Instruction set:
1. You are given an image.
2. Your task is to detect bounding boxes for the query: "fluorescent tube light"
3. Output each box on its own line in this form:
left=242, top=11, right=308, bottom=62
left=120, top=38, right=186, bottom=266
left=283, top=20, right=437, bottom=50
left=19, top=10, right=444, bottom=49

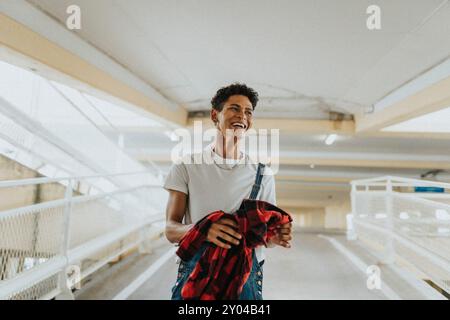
left=325, top=134, right=337, bottom=145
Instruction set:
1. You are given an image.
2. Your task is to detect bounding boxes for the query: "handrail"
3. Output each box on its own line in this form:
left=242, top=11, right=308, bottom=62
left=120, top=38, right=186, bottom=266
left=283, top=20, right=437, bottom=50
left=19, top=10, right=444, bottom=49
left=0, top=184, right=162, bottom=220
left=0, top=257, right=67, bottom=300
left=0, top=170, right=159, bottom=188
left=350, top=175, right=392, bottom=184
left=393, top=192, right=450, bottom=210
left=351, top=175, right=450, bottom=189
left=353, top=193, right=450, bottom=210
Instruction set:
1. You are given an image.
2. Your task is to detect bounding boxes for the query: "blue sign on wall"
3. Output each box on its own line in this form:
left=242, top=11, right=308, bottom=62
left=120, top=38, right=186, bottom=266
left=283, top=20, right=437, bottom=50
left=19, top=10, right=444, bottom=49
left=414, top=186, right=445, bottom=193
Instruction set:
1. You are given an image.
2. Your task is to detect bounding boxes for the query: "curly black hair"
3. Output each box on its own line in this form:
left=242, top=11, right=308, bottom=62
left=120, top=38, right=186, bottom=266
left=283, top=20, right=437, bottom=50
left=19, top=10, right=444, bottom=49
left=211, top=83, right=259, bottom=111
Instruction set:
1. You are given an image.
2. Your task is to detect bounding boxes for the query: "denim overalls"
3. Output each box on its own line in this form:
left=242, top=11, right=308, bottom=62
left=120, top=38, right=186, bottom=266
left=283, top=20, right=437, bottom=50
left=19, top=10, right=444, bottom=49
left=171, top=163, right=266, bottom=300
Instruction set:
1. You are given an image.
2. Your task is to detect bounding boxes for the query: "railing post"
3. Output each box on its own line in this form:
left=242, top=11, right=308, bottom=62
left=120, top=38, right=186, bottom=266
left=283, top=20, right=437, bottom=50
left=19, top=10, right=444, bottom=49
left=55, top=179, right=75, bottom=300
left=347, top=183, right=357, bottom=240
left=381, top=178, right=395, bottom=264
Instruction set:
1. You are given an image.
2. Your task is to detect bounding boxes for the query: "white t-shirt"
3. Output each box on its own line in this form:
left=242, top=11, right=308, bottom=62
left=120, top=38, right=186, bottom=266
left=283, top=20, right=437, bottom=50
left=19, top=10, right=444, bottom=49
left=163, top=145, right=276, bottom=262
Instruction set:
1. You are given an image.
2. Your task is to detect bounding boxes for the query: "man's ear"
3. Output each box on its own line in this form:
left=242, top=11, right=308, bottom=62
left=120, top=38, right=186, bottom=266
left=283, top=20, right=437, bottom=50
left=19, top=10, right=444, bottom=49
left=210, top=109, right=218, bottom=125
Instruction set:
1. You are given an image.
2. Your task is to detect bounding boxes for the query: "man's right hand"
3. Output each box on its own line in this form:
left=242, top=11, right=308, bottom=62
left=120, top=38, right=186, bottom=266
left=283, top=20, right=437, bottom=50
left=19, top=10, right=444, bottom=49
left=207, top=218, right=242, bottom=249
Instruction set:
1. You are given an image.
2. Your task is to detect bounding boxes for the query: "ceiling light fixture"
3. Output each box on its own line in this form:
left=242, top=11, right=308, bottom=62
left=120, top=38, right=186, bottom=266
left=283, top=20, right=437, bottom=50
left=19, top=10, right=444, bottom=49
left=325, top=134, right=337, bottom=145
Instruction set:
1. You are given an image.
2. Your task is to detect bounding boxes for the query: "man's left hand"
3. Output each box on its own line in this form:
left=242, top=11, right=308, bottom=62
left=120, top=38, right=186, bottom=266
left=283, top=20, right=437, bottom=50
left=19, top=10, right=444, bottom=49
left=268, top=222, right=292, bottom=248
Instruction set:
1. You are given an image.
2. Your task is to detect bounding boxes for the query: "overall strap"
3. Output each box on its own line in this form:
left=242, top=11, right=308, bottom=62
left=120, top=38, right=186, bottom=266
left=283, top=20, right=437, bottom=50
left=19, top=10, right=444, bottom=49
left=249, top=163, right=265, bottom=200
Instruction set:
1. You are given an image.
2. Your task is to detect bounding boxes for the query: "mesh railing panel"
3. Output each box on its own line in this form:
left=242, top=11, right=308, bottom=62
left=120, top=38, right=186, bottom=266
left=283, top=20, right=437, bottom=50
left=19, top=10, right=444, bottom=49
left=395, top=239, right=450, bottom=294
left=0, top=205, right=64, bottom=281
left=1, top=183, right=164, bottom=300
left=68, top=199, right=126, bottom=249
left=6, top=274, right=59, bottom=300
left=352, top=177, right=450, bottom=296
left=392, top=195, right=450, bottom=261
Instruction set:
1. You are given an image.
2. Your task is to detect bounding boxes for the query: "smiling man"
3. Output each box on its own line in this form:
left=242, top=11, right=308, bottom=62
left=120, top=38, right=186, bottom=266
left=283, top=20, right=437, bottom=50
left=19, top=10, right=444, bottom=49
left=164, top=83, right=292, bottom=300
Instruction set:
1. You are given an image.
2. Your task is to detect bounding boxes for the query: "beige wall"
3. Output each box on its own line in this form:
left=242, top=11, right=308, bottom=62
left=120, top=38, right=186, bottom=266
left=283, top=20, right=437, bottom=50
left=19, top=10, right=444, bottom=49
left=324, top=199, right=351, bottom=229
left=1, top=154, right=39, bottom=211
left=286, top=207, right=326, bottom=229
left=283, top=198, right=351, bottom=230
left=0, top=155, right=67, bottom=211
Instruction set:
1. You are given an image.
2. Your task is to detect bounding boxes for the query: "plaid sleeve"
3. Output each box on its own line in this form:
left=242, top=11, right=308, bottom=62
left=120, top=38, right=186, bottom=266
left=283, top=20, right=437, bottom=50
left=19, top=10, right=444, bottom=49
left=239, top=200, right=292, bottom=247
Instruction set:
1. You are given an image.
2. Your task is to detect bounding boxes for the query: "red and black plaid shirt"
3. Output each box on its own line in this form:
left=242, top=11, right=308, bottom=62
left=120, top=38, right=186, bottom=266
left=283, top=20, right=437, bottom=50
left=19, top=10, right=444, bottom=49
left=176, top=199, right=292, bottom=300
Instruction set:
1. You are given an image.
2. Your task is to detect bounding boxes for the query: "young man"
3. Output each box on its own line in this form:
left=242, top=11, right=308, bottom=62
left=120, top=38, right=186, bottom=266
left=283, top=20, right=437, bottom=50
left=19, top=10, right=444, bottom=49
left=164, top=83, right=292, bottom=300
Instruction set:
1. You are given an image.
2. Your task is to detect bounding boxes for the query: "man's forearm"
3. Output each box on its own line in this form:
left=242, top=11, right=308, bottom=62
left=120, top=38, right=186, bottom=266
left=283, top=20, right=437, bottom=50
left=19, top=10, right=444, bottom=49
left=165, top=221, right=193, bottom=244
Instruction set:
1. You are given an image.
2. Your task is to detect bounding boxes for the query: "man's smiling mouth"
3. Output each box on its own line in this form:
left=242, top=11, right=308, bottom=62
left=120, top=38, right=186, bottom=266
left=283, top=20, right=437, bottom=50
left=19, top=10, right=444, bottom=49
left=231, top=122, right=246, bottom=129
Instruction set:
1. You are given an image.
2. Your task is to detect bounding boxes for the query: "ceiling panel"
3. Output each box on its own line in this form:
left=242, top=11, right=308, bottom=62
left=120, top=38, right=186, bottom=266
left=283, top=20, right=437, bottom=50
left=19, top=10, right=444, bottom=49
left=27, top=0, right=449, bottom=116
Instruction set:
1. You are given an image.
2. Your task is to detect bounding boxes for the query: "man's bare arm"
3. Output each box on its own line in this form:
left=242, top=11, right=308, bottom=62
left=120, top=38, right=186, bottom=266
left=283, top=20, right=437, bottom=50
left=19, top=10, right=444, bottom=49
left=165, top=190, right=193, bottom=244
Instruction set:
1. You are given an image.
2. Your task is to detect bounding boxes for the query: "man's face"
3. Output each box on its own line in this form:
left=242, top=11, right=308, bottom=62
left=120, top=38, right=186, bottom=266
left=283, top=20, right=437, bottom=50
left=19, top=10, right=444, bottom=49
left=211, top=95, right=254, bottom=138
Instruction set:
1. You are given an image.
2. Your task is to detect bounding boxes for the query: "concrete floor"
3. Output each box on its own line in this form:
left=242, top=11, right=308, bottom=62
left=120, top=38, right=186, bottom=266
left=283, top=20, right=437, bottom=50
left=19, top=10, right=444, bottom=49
left=75, top=231, right=440, bottom=300
left=262, top=233, right=385, bottom=300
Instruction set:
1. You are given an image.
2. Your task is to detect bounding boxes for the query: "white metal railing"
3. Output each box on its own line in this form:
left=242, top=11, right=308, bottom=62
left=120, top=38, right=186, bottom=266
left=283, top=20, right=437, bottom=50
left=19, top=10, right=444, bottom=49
left=349, top=176, right=450, bottom=296
left=0, top=171, right=167, bottom=300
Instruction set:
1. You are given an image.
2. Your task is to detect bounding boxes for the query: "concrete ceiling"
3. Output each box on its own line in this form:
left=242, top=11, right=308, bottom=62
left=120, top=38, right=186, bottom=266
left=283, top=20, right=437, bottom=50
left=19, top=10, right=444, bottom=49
left=27, top=0, right=450, bottom=119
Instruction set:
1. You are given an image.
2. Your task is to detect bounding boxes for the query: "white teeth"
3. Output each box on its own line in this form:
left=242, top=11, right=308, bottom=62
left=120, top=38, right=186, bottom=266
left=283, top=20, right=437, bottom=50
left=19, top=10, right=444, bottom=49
left=232, top=123, right=245, bottom=128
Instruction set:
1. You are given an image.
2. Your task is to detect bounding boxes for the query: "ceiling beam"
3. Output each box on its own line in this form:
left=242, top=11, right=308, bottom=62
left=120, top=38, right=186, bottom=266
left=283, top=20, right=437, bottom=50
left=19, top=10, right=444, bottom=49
left=187, top=117, right=355, bottom=135
left=136, top=152, right=450, bottom=170
left=277, top=198, right=340, bottom=208
left=133, top=153, right=450, bottom=170
left=276, top=156, right=450, bottom=170
left=361, top=131, right=450, bottom=140
left=355, top=59, right=450, bottom=133
left=276, top=180, right=350, bottom=190
left=106, top=121, right=450, bottom=138
left=0, top=12, right=187, bottom=127
left=187, top=116, right=450, bottom=139
left=275, top=175, right=352, bottom=183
